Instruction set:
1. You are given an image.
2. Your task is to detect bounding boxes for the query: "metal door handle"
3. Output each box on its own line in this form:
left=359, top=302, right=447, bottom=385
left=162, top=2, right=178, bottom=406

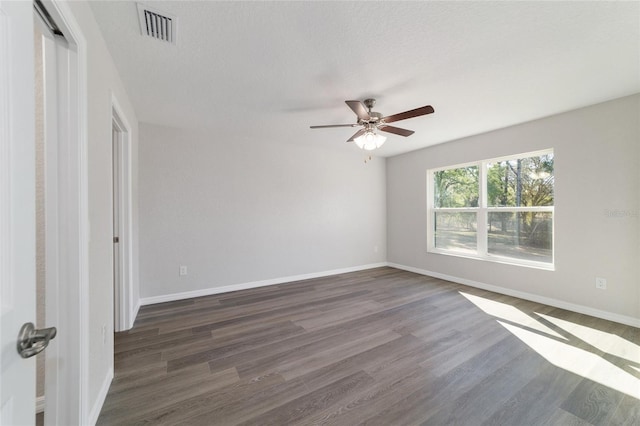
left=17, top=322, right=57, bottom=358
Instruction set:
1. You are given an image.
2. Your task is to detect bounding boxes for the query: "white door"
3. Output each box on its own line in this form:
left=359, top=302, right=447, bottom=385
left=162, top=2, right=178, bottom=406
left=0, top=1, right=36, bottom=425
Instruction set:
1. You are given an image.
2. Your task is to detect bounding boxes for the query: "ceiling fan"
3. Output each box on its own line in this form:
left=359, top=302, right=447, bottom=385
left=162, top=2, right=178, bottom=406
left=310, top=98, right=434, bottom=151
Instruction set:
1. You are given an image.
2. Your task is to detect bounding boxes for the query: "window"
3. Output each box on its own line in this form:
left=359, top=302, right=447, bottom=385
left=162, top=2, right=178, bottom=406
left=428, top=150, right=554, bottom=268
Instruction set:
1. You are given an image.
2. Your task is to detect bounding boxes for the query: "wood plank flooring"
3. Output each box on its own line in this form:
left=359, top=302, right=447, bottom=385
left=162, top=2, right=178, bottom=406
left=97, top=267, right=640, bottom=425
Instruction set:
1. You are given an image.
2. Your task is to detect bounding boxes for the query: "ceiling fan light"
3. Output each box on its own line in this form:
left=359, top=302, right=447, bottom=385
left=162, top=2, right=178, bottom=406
left=354, top=131, right=386, bottom=151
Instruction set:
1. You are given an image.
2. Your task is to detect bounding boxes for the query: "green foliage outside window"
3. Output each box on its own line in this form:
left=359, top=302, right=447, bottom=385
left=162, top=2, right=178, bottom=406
left=487, top=154, right=554, bottom=251
left=434, top=166, right=479, bottom=208
left=431, top=152, right=554, bottom=265
left=487, top=154, right=554, bottom=207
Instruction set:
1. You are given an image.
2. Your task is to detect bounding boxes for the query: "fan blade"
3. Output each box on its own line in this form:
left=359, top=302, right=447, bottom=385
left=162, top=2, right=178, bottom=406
left=310, top=124, right=359, bottom=129
left=382, top=105, right=434, bottom=124
left=379, top=125, right=415, bottom=137
left=347, top=128, right=366, bottom=142
left=345, top=100, right=371, bottom=121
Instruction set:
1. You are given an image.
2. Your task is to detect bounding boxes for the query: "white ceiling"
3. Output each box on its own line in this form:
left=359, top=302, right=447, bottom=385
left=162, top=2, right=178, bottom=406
left=90, top=1, right=640, bottom=157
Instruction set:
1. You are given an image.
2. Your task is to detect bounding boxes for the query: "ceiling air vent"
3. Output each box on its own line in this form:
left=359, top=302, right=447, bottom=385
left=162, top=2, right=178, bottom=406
left=137, top=3, right=176, bottom=44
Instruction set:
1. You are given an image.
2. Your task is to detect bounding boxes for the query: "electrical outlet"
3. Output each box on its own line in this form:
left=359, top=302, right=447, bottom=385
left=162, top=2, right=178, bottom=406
left=374, top=245, right=379, bottom=253
left=101, top=324, right=107, bottom=345
left=595, top=277, right=607, bottom=290
left=179, top=265, right=188, bottom=276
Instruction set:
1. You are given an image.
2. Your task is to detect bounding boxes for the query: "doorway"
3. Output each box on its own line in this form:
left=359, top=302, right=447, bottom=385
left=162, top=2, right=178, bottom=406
left=34, top=10, right=47, bottom=422
left=34, top=0, right=89, bottom=424
left=112, top=104, right=133, bottom=332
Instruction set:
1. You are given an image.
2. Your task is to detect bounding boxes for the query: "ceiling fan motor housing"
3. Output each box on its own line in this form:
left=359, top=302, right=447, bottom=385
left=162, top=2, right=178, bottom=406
left=360, top=99, right=383, bottom=124
left=359, top=112, right=383, bottom=125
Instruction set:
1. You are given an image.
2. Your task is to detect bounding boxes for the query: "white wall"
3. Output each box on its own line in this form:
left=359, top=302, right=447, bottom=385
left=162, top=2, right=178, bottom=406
left=139, top=123, right=386, bottom=299
left=64, top=1, right=140, bottom=418
left=387, top=94, right=640, bottom=322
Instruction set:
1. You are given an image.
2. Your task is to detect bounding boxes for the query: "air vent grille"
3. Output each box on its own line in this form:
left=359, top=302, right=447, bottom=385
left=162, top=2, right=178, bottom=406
left=137, top=3, right=176, bottom=44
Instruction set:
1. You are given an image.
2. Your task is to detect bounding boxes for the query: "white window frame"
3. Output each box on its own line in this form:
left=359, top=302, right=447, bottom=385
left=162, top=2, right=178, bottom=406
left=427, top=149, right=554, bottom=270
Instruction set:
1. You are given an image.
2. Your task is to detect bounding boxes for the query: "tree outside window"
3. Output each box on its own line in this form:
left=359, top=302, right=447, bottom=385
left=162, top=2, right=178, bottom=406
left=428, top=150, right=554, bottom=268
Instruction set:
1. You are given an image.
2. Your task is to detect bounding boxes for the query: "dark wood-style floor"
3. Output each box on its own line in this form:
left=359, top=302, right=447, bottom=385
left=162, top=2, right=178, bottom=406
left=97, top=267, right=640, bottom=425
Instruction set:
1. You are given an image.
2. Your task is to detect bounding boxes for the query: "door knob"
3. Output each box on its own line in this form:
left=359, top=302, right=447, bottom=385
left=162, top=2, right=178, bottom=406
left=17, top=322, right=57, bottom=358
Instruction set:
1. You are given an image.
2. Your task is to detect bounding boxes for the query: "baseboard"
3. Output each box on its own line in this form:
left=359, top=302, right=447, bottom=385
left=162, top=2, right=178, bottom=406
left=87, top=367, right=113, bottom=426
left=388, top=262, right=640, bottom=328
left=36, top=395, right=45, bottom=414
left=140, top=262, right=388, bottom=306
left=130, top=299, right=141, bottom=329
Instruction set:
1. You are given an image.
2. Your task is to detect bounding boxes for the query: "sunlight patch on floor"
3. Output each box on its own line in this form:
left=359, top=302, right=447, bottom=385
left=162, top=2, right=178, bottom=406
left=459, top=292, right=566, bottom=339
left=498, top=320, right=640, bottom=399
left=460, top=291, right=640, bottom=400
left=536, top=312, right=640, bottom=365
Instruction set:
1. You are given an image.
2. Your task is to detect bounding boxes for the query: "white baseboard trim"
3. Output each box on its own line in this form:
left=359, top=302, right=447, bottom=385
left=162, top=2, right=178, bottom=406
left=87, top=367, right=113, bottom=426
left=36, top=396, right=45, bottom=414
left=130, top=299, right=141, bottom=328
left=388, top=262, right=640, bottom=328
left=140, top=262, right=388, bottom=306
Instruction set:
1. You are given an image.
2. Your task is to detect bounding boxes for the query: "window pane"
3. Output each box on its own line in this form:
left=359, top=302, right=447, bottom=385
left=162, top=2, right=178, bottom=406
left=435, top=212, right=477, bottom=254
left=434, top=166, right=479, bottom=208
left=488, top=212, right=552, bottom=263
left=487, top=153, right=554, bottom=207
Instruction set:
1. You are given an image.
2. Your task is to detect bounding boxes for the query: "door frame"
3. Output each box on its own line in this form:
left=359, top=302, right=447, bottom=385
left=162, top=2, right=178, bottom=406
left=111, top=96, right=134, bottom=331
left=40, top=1, right=89, bottom=424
